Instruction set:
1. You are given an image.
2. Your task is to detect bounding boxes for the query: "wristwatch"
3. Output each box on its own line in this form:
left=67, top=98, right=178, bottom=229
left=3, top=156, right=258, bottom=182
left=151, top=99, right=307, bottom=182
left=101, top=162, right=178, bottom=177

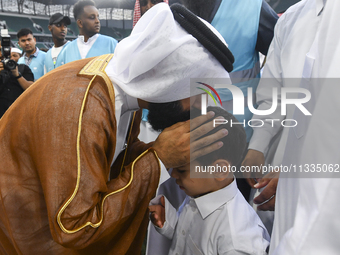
left=15, top=72, right=22, bottom=79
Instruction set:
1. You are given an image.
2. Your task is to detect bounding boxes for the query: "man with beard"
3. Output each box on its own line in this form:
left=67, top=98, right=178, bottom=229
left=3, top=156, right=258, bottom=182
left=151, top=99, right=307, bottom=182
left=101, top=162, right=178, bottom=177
left=44, top=13, right=71, bottom=73
left=17, top=28, right=46, bottom=81
left=59, top=0, right=117, bottom=64
left=10, top=47, right=22, bottom=63
left=0, top=3, right=232, bottom=254
left=134, top=0, right=174, bottom=145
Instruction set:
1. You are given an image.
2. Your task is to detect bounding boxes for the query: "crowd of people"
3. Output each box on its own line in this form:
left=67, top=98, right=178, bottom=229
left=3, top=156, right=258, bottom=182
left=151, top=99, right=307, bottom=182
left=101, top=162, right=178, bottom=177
left=0, top=0, right=118, bottom=118
left=0, top=0, right=339, bottom=254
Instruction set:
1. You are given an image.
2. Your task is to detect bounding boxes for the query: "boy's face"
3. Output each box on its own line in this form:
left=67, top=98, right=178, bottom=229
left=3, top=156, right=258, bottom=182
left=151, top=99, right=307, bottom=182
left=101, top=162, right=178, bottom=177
left=171, top=160, right=217, bottom=197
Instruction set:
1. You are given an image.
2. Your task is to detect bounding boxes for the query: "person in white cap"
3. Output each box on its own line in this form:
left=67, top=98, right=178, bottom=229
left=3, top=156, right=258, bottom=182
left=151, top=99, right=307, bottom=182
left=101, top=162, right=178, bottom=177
left=0, top=3, right=233, bottom=254
left=0, top=46, right=34, bottom=118
left=10, top=47, right=22, bottom=63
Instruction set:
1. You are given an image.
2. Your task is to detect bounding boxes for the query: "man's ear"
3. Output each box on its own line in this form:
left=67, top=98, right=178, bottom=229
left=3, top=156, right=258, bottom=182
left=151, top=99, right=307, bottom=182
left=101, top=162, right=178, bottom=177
left=77, top=19, right=82, bottom=29
left=48, top=25, right=52, bottom=32
left=212, top=159, right=232, bottom=181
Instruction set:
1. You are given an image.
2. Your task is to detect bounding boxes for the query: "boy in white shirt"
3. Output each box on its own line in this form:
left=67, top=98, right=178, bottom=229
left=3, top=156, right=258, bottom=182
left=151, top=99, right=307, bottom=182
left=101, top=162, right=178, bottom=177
left=149, top=106, right=270, bottom=255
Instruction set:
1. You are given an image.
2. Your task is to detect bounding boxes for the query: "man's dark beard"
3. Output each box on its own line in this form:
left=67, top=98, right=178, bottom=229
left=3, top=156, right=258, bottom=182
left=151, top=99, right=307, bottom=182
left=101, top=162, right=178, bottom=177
left=148, top=101, right=191, bottom=132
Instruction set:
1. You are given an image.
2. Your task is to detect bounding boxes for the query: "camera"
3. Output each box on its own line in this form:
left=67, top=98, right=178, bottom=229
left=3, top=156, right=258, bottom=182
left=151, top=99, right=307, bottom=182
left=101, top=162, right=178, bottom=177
left=1, top=29, right=17, bottom=71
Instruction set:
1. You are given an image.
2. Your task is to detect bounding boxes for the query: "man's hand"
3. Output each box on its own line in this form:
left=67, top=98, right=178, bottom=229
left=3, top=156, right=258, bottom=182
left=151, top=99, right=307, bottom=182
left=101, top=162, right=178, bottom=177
left=10, top=66, right=20, bottom=77
left=153, top=111, right=228, bottom=169
left=149, top=196, right=166, bottom=228
left=0, top=62, right=19, bottom=77
left=242, top=150, right=278, bottom=211
left=253, top=171, right=279, bottom=211
left=241, top=149, right=265, bottom=187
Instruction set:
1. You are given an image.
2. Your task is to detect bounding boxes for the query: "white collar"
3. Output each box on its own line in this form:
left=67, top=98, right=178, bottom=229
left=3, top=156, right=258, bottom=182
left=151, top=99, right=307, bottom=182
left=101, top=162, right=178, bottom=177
left=53, top=40, right=70, bottom=49
left=193, top=178, right=238, bottom=219
left=78, top=33, right=100, bottom=45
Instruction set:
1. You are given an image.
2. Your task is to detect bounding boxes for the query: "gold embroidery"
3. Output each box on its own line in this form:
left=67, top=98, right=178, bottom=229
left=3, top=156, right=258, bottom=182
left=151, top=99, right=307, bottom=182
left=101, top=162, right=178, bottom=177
left=78, top=54, right=115, bottom=107
left=57, top=54, right=161, bottom=234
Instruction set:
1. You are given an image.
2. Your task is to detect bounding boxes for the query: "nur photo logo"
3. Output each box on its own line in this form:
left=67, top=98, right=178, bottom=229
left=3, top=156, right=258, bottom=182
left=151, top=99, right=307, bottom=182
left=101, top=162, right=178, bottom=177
left=194, top=78, right=312, bottom=128
left=196, top=82, right=222, bottom=115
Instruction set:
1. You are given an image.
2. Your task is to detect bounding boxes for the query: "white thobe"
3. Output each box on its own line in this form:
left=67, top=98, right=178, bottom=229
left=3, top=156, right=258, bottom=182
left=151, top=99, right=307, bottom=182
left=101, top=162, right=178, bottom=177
left=247, top=0, right=325, bottom=250
left=270, top=0, right=340, bottom=254
left=250, top=0, right=340, bottom=253
left=274, top=83, right=340, bottom=255
left=248, top=0, right=325, bottom=163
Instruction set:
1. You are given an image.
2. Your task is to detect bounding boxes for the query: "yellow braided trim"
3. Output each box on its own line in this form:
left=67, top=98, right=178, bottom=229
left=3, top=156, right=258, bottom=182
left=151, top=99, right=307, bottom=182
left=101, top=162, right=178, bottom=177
left=78, top=54, right=115, bottom=107
left=56, top=54, right=161, bottom=234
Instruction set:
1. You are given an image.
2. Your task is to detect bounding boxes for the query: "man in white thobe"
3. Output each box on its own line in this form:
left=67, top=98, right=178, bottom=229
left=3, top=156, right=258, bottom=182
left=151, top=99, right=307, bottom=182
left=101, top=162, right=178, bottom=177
left=244, top=0, right=340, bottom=254
left=270, top=0, right=340, bottom=254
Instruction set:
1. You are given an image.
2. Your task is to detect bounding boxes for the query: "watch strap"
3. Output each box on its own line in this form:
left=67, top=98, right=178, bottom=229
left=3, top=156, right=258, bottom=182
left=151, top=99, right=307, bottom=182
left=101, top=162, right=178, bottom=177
left=15, top=72, right=22, bottom=79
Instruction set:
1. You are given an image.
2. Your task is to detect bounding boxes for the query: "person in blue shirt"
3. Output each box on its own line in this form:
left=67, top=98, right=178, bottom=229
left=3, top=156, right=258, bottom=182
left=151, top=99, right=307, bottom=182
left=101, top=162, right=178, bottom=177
left=44, top=13, right=71, bottom=73
left=59, top=0, right=118, bottom=64
left=17, top=28, right=46, bottom=81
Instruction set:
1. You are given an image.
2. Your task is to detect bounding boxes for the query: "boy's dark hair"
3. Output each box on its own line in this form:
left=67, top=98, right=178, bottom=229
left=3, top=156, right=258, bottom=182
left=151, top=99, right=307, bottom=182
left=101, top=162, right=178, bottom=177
left=17, top=28, right=33, bottom=39
left=73, top=0, right=96, bottom=20
left=195, top=106, right=246, bottom=166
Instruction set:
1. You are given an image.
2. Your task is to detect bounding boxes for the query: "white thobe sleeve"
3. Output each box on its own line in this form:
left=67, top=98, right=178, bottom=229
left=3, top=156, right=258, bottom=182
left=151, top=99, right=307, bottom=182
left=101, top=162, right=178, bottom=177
left=150, top=195, right=178, bottom=240
left=248, top=16, right=286, bottom=155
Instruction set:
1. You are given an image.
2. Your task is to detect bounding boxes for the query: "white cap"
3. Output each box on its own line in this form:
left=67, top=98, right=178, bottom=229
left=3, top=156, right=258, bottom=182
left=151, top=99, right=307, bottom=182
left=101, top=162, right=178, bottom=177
left=11, top=48, right=22, bottom=55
